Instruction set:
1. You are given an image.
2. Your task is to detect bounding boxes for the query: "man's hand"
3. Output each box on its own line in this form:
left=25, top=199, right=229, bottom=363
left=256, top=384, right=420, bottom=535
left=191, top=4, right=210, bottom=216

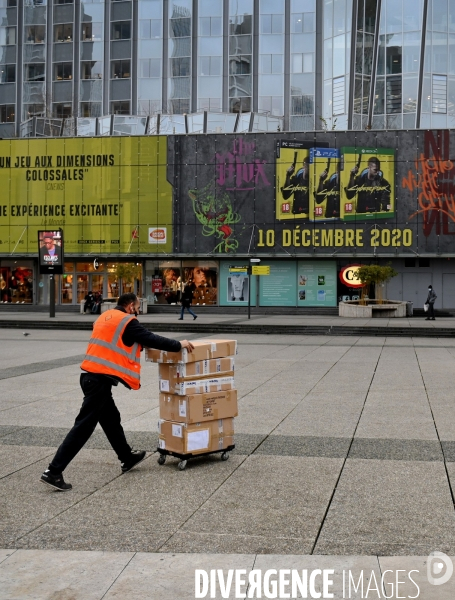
left=180, top=340, right=195, bottom=352
left=319, top=169, right=328, bottom=181
left=287, top=164, right=295, bottom=175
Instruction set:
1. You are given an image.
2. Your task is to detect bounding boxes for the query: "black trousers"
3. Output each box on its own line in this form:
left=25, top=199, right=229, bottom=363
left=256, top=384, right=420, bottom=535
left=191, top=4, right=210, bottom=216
left=428, top=303, right=435, bottom=319
left=49, top=373, right=132, bottom=474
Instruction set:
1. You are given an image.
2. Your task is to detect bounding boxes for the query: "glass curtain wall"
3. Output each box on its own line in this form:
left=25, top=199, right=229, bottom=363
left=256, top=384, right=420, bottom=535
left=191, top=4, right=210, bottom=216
left=168, top=0, right=192, bottom=114
left=52, top=0, right=75, bottom=118
left=290, top=0, right=316, bottom=130
left=374, top=0, right=423, bottom=129
left=229, top=0, right=253, bottom=112
left=80, top=0, right=104, bottom=118
left=421, top=0, right=455, bottom=128
left=0, top=0, right=17, bottom=127
left=137, top=0, right=162, bottom=116
left=197, top=0, right=222, bottom=111
left=323, top=0, right=352, bottom=130
left=110, top=0, right=132, bottom=115
left=352, top=0, right=377, bottom=129
left=258, top=0, right=284, bottom=117
left=23, top=0, right=47, bottom=121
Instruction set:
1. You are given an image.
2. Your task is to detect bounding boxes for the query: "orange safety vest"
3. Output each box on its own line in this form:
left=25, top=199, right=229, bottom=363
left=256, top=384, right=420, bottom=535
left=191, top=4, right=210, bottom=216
left=80, top=309, right=141, bottom=389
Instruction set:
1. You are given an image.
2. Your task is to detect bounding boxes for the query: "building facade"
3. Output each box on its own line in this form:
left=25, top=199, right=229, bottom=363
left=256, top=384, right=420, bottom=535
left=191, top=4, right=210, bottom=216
left=1, top=129, right=455, bottom=312
left=1, top=0, right=455, bottom=137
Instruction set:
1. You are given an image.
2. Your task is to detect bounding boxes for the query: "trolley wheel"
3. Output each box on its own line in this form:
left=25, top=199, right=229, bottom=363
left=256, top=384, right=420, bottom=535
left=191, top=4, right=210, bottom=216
left=221, top=452, right=230, bottom=461
left=178, top=460, right=188, bottom=471
left=157, top=455, right=166, bottom=465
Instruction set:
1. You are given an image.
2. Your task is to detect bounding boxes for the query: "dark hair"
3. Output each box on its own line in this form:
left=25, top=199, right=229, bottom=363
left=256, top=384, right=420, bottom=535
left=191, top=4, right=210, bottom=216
left=118, top=292, right=137, bottom=307
left=368, top=156, right=381, bottom=168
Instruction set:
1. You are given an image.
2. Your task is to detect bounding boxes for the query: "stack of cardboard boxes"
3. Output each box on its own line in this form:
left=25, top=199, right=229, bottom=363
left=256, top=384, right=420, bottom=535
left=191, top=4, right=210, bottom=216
left=146, top=339, right=238, bottom=462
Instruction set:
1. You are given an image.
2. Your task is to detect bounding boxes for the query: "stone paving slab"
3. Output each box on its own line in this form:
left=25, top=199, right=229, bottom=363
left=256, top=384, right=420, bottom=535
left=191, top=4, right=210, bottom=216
left=2, top=329, right=455, bottom=597
left=314, top=459, right=455, bottom=556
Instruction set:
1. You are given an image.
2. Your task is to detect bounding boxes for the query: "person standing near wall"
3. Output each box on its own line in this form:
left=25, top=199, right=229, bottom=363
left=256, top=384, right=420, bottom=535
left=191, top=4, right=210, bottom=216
left=179, top=283, right=198, bottom=320
left=425, top=285, right=437, bottom=320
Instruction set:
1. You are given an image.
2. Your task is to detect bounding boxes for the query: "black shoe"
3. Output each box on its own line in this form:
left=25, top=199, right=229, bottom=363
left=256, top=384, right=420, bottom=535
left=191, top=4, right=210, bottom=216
left=40, top=470, right=72, bottom=491
left=178, top=317, right=183, bottom=320
left=425, top=317, right=430, bottom=320
left=432, top=318, right=436, bottom=320
left=193, top=315, right=198, bottom=320
left=121, top=450, right=146, bottom=473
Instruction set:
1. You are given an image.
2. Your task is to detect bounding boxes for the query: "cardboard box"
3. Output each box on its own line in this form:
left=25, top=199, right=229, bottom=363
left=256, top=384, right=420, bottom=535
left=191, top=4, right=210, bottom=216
left=158, top=418, right=234, bottom=455
left=146, top=339, right=237, bottom=364
left=158, top=358, right=235, bottom=391
left=161, top=375, right=235, bottom=395
left=159, top=389, right=238, bottom=423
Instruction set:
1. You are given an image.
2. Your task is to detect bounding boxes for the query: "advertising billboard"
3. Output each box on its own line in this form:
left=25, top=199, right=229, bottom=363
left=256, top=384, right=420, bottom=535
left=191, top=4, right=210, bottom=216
left=38, top=229, right=64, bottom=274
left=0, top=136, right=172, bottom=255
left=174, top=130, right=455, bottom=256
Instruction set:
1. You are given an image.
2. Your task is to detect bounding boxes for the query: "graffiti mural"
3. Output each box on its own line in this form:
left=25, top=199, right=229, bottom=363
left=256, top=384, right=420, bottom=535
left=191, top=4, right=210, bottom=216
left=172, top=130, right=455, bottom=256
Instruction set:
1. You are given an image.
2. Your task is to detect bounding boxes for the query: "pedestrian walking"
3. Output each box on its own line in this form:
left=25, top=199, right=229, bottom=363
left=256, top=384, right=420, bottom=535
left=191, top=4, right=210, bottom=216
left=40, top=293, right=194, bottom=491
left=425, top=284, right=437, bottom=320
left=178, top=283, right=198, bottom=320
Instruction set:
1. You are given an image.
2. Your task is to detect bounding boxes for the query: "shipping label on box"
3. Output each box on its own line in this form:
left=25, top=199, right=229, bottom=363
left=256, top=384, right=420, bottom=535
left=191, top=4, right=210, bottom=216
left=159, top=389, right=238, bottom=423
left=146, top=339, right=237, bottom=364
left=162, top=375, right=235, bottom=395
left=158, top=418, right=234, bottom=454
left=158, top=358, right=235, bottom=392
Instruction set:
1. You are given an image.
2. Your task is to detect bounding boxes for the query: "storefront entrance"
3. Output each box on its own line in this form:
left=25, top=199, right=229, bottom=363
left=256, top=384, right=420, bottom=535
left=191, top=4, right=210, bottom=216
left=39, top=261, right=143, bottom=306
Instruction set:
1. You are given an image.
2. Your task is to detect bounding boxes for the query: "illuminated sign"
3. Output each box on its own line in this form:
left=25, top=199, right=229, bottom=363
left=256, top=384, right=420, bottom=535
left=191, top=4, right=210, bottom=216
left=339, top=265, right=364, bottom=288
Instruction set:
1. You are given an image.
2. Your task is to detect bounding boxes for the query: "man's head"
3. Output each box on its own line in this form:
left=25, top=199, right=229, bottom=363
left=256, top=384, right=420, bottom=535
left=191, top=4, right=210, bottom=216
left=42, top=233, right=55, bottom=249
left=118, top=292, right=140, bottom=316
left=367, top=157, right=380, bottom=177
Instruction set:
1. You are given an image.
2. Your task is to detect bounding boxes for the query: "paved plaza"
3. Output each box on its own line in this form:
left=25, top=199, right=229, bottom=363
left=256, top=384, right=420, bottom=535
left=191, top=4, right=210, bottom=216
left=1, top=319, right=455, bottom=598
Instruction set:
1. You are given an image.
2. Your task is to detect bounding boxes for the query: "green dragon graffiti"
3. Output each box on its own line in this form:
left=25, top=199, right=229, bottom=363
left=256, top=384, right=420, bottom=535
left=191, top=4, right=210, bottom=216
left=189, top=184, right=242, bottom=253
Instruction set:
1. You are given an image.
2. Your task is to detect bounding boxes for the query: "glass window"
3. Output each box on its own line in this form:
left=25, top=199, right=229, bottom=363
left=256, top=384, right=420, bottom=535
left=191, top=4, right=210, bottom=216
left=140, top=19, right=161, bottom=39
left=386, top=46, right=402, bottom=74
left=432, top=74, right=447, bottom=113
left=54, top=62, right=72, bottom=80
left=23, top=104, right=45, bottom=118
left=81, top=61, right=102, bottom=79
left=25, top=25, right=45, bottom=43
left=292, top=53, right=303, bottom=73
left=292, top=13, right=303, bottom=33
left=0, top=27, right=16, bottom=45
left=0, top=104, right=16, bottom=123
left=0, top=64, right=15, bottom=83
left=111, top=60, right=130, bottom=78
left=386, top=75, right=402, bottom=113
left=25, top=64, right=45, bottom=81
left=199, top=55, right=221, bottom=76
left=229, top=96, right=251, bottom=112
left=112, top=21, right=131, bottom=40
left=111, top=100, right=130, bottom=114
left=199, top=16, right=221, bottom=36
left=139, top=58, right=161, bottom=78
left=229, top=55, right=251, bottom=74
left=54, top=23, right=73, bottom=42
left=54, top=0, right=72, bottom=4
left=199, top=0, right=222, bottom=17
left=81, top=22, right=102, bottom=41
left=169, top=18, right=191, bottom=38
left=170, top=56, right=190, bottom=76
left=53, top=103, right=72, bottom=117
left=80, top=102, right=101, bottom=117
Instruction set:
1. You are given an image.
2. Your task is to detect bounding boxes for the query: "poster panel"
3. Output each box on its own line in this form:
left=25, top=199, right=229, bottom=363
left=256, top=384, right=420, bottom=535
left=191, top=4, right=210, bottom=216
left=38, top=229, right=64, bottom=274
left=259, top=261, right=297, bottom=306
left=297, top=260, right=337, bottom=307
left=0, top=136, right=173, bottom=255
left=310, top=148, right=341, bottom=222
left=340, top=147, right=395, bottom=220
left=219, top=261, right=256, bottom=306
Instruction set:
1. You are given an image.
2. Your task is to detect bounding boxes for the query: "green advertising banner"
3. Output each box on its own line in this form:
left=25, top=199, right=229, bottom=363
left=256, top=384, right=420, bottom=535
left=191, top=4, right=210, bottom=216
left=259, top=261, right=296, bottom=306
left=0, top=136, right=172, bottom=255
left=297, top=260, right=337, bottom=307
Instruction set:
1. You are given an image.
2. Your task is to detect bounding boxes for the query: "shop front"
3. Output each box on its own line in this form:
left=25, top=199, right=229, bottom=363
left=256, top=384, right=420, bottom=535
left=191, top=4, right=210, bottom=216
left=35, top=261, right=144, bottom=306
